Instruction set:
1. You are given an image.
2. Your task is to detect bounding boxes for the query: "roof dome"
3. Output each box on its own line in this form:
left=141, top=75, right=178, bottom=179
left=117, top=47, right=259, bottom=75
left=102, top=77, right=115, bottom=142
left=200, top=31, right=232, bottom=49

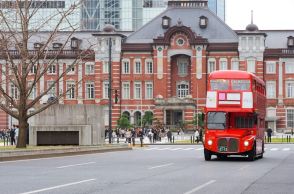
left=246, top=23, right=259, bottom=31
left=103, top=24, right=115, bottom=32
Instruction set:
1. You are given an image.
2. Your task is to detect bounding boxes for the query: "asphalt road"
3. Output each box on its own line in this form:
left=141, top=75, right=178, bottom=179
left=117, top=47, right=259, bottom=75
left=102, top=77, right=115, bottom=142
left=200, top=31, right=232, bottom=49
left=1, top=144, right=294, bottom=194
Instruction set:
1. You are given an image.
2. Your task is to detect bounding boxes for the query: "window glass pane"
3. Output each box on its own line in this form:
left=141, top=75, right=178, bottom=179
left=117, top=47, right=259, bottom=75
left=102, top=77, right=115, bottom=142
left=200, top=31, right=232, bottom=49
left=231, top=80, right=250, bottom=90
left=210, top=80, right=229, bottom=91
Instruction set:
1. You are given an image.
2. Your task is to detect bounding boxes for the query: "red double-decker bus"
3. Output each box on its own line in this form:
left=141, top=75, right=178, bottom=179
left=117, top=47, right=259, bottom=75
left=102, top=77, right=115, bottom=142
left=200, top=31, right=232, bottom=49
left=203, top=70, right=266, bottom=161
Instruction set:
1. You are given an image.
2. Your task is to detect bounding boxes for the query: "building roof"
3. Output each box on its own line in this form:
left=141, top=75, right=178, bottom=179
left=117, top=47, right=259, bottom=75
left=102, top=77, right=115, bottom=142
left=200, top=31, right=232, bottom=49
left=125, top=6, right=238, bottom=44
left=262, top=30, right=294, bottom=48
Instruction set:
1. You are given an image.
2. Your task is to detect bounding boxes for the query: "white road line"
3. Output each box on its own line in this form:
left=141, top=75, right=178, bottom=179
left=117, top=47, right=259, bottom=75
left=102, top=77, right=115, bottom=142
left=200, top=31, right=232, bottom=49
left=270, top=148, right=279, bottom=151
left=57, top=162, right=96, bottom=169
left=148, top=163, right=174, bottom=170
left=145, top=147, right=159, bottom=150
left=19, top=179, right=96, bottom=194
left=196, top=148, right=204, bottom=151
left=182, top=148, right=195, bottom=151
left=282, top=148, right=290, bottom=151
left=169, top=148, right=182, bottom=151
left=184, top=180, right=216, bottom=194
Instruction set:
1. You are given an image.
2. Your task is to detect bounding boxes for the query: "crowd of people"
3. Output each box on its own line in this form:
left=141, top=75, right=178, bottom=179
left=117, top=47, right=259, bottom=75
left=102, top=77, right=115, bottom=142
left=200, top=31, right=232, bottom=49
left=0, top=125, right=19, bottom=145
left=105, top=126, right=203, bottom=144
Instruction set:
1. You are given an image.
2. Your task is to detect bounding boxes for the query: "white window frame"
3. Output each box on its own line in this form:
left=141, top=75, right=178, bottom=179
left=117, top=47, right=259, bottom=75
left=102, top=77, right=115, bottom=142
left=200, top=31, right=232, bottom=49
left=85, top=81, right=95, bottom=99
left=219, top=58, right=228, bottom=70
left=122, top=59, right=130, bottom=74
left=208, top=58, right=216, bottom=73
left=177, top=58, right=188, bottom=76
left=177, top=81, right=189, bottom=98
left=30, top=64, right=37, bottom=74
left=103, top=61, right=109, bottom=74
left=122, top=82, right=130, bottom=99
left=266, top=61, right=276, bottom=74
left=134, top=59, right=141, bottom=74
left=28, top=81, right=37, bottom=100
left=231, top=58, right=239, bottom=70
left=47, top=80, right=56, bottom=96
left=145, top=82, right=153, bottom=99
left=66, top=81, right=75, bottom=99
left=266, top=81, right=276, bottom=99
left=66, top=64, right=75, bottom=74
left=47, top=64, right=56, bottom=75
left=285, top=62, right=294, bottom=74
left=247, top=58, right=256, bottom=73
left=286, top=81, right=294, bottom=98
left=134, top=82, right=142, bottom=99
left=145, top=59, right=153, bottom=74
left=103, top=81, right=109, bottom=99
left=10, top=83, right=18, bottom=99
left=85, top=62, right=95, bottom=75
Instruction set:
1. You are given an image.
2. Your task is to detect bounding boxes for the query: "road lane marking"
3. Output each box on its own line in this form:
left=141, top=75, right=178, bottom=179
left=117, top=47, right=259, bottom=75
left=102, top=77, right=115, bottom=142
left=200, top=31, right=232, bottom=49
left=19, top=179, right=96, bottom=194
left=57, top=162, right=96, bottom=169
left=270, top=148, right=279, bottom=151
left=169, top=148, right=182, bottom=151
left=145, top=147, right=159, bottom=150
left=282, top=148, right=290, bottom=151
left=184, top=180, right=216, bottom=194
left=182, top=148, right=195, bottom=151
left=196, top=148, right=204, bottom=151
left=148, top=163, right=174, bottom=170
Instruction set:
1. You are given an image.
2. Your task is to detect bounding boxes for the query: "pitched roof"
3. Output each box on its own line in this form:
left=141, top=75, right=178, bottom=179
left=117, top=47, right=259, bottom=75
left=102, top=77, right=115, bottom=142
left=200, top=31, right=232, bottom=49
left=125, top=6, right=238, bottom=44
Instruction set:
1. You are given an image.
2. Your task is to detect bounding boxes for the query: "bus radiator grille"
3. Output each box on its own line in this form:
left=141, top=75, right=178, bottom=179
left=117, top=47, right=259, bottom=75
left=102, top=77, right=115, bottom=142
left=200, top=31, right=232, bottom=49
left=217, top=138, right=239, bottom=152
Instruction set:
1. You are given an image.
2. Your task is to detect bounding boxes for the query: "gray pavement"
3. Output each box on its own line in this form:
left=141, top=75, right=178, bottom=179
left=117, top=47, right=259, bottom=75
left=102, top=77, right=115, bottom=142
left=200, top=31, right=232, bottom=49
left=0, top=144, right=294, bottom=194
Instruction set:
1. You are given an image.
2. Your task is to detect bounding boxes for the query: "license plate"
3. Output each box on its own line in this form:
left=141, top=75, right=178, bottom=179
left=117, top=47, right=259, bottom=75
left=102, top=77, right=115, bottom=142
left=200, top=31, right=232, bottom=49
left=218, top=146, right=227, bottom=152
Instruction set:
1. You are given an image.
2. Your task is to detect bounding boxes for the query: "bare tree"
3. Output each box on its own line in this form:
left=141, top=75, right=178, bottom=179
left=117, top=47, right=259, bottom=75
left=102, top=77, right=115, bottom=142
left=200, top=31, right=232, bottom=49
left=0, top=0, right=95, bottom=148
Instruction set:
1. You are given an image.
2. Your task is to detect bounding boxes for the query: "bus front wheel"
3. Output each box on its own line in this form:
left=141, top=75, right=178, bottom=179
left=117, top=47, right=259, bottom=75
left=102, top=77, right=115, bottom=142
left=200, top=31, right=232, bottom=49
left=248, top=144, right=256, bottom=161
left=204, top=148, right=212, bottom=161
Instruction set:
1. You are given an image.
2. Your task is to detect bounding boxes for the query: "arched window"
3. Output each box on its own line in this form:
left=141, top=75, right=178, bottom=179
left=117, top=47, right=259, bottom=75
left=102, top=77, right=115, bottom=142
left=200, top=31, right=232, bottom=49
left=133, top=111, right=142, bottom=126
left=122, top=111, right=130, bottom=121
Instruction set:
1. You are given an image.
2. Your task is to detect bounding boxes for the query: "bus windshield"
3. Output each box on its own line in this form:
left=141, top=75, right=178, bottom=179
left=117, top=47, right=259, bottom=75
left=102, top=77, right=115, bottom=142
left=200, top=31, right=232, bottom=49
left=207, top=112, right=226, bottom=130
left=210, top=80, right=229, bottom=91
left=231, top=80, right=250, bottom=90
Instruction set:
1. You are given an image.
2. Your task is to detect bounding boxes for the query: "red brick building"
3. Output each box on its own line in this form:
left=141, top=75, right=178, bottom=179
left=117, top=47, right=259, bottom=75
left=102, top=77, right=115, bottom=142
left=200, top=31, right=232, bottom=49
left=1, top=0, right=294, bottom=133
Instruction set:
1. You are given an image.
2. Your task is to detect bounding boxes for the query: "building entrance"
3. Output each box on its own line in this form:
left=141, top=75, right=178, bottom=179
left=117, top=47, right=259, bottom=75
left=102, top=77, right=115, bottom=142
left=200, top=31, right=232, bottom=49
left=165, top=110, right=183, bottom=126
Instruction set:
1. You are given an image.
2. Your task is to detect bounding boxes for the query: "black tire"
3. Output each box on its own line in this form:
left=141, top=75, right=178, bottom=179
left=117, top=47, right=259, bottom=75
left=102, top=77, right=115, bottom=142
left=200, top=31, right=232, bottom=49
left=204, top=148, right=211, bottom=161
left=248, top=143, right=256, bottom=161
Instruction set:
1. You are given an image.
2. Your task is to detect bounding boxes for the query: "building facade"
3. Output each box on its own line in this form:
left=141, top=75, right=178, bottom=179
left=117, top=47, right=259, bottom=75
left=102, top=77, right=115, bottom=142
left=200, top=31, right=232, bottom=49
left=0, top=0, right=294, bottom=133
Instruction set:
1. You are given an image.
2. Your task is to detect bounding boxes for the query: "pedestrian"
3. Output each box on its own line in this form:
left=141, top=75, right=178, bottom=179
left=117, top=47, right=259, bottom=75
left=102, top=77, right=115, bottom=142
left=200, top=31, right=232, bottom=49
left=9, top=127, right=15, bottom=145
left=148, top=130, right=153, bottom=144
left=199, top=128, right=203, bottom=142
left=15, top=125, right=19, bottom=145
left=167, top=130, right=172, bottom=143
left=194, top=129, right=200, bottom=144
left=138, top=129, right=144, bottom=146
left=177, top=129, right=180, bottom=135
left=266, top=128, right=273, bottom=143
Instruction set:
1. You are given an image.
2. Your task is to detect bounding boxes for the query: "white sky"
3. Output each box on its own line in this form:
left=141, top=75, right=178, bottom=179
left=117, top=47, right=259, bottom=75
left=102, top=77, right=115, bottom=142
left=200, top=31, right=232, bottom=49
left=226, top=0, right=294, bottom=30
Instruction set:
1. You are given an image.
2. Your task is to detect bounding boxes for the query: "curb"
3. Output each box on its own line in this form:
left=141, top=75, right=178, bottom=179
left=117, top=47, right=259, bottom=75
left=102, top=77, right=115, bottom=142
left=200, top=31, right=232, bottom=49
left=0, top=146, right=132, bottom=162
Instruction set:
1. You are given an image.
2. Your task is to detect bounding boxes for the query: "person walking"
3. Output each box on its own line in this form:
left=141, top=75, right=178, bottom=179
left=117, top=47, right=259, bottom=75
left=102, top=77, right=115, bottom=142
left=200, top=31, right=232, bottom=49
left=9, top=127, right=15, bottom=145
left=266, top=128, right=273, bottom=143
left=167, top=130, right=172, bottom=143
left=194, top=129, right=200, bottom=144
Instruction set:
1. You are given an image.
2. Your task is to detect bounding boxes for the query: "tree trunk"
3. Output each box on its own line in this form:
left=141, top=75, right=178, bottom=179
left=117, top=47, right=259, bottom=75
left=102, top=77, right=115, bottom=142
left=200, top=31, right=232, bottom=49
left=16, top=117, right=29, bottom=148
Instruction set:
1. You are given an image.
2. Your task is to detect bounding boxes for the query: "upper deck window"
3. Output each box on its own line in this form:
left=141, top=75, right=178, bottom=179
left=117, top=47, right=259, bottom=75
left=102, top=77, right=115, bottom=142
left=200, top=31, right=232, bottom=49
left=210, top=79, right=229, bottom=91
left=231, top=80, right=250, bottom=91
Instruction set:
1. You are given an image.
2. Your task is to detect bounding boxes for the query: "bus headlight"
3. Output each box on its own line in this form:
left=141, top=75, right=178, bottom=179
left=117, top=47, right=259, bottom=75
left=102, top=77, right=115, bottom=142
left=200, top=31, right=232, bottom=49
left=244, top=140, right=249, bottom=146
left=207, top=140, right=213, bottom=145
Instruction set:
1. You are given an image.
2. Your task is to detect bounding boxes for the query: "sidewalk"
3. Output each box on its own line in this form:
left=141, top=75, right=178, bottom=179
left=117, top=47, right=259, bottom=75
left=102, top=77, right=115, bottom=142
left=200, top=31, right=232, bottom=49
left=0, top=144, right=131, bottom=162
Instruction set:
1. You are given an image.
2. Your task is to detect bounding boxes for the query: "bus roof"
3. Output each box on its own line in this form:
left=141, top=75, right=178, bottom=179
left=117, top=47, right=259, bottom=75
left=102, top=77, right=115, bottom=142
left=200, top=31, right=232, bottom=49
left=209, top=70, right=265, bottom=85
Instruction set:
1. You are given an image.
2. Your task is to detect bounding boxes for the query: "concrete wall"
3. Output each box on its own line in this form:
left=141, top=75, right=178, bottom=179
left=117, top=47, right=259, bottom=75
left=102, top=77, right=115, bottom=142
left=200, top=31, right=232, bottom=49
left=29, top=105, right=105, bottom=145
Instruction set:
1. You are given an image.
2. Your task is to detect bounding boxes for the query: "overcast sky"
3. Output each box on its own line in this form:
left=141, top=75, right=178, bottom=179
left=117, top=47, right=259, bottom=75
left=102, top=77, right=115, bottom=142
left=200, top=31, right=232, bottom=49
left=226, top=0, right=294, bottom=30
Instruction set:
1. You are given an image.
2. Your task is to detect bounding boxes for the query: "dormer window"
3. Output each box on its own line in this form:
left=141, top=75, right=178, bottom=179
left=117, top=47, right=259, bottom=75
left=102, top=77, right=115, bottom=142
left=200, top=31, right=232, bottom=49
left=53, top=42, right=62, bottom=50
left=287, top=36, right=294, bottom=48
left=199, top=16, right=208, bottom=29
left=71, top=37, right=81, bottom=49
left=162, top=16, right=171, bottom=29
left=34, top=42, right=43, bottom=49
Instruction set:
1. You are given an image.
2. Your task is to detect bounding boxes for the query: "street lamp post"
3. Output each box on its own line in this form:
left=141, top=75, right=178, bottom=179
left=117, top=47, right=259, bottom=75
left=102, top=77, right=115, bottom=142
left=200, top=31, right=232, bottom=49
left=108, top=37, right=112, bottom=144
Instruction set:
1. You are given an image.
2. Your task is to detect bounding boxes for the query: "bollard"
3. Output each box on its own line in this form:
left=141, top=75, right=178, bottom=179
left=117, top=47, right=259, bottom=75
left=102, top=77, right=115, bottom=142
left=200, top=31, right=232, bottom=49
left=140, top=137, right=143, bottom=147
left=132, top=137, right=135, bottom=146
left=193, top=136, right=195, bottom=144
left=117, top=137, right=119, bottom=144
left=172, top=136, right=175, bottom=144
left=191, top=136, right=193, bottom=144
